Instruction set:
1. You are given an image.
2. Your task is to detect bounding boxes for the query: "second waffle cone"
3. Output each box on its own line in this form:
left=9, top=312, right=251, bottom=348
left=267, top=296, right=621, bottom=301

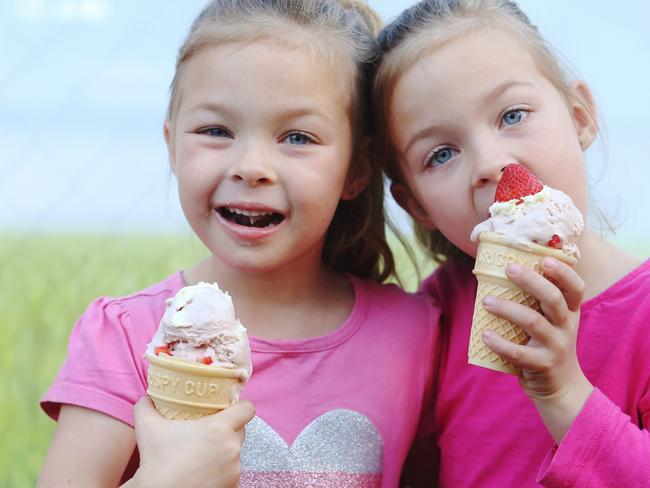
left=469, top=232, right=577, bottom=375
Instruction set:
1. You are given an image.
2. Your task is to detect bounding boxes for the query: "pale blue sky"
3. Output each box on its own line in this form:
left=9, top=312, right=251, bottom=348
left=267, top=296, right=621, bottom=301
left=1, top=0, right=648, bottom=247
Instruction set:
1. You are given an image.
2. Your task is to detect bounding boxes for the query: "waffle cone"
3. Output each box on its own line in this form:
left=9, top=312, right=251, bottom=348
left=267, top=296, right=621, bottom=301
left=469, top=232, right=577, bottom=375
left=146, top=353, right=246, bottom=420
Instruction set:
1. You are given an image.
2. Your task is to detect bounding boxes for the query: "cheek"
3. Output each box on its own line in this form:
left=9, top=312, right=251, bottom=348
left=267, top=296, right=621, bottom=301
left=176, top=142, right=221, bottom=186
left=558, top=159, right=588, bottom=216
left=536, top=144, right=589, bottom=215
left=411, top=175, right=456, bottom=218
left=297, top=180, right=344, bottom=218
left=177, top=168, right=213, bottom=204
left=299, top=152, right=350, bottom=196
left=410, top=173, right=478, bottom=247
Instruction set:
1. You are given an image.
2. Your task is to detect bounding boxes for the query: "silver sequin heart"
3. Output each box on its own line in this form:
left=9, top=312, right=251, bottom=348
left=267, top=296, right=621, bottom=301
left=241, top=409, right=383, bottom=474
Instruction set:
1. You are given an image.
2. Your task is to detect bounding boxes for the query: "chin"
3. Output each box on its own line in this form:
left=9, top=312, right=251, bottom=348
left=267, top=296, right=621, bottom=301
left=222, top=257, right=279, bottom=275
left=461, top=243, right=478, bottom=259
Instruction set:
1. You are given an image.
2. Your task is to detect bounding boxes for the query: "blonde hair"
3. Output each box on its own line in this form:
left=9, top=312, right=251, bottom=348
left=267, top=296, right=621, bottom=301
left=168, top=0, right=397, bottom=281
left=372, top=0, right=598, bottom=263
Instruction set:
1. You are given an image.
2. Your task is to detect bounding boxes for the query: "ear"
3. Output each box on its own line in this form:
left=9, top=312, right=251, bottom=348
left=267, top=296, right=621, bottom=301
left=390, top=182, right=435, bottom=229
left=163, top=120, right=178, bottom=175
left=341, top=137, right=373, bottom=201
left=569, top=81, right=598, bottom=151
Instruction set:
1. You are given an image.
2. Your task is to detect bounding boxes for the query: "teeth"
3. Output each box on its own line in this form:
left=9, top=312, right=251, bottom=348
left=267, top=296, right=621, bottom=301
left=229, top=208, right=273, bottom=217
left=218, top=206, right=285, bottom=228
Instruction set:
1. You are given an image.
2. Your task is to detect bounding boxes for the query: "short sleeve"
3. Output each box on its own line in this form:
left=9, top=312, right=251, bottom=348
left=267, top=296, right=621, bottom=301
left=41, top=297, right=149, bottom=426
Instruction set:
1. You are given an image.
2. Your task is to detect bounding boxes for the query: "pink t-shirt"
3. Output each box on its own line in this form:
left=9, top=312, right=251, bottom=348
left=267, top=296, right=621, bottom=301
left=420, top=258, right=650, bottom=487
left=42, top=272, right=439, bottom=487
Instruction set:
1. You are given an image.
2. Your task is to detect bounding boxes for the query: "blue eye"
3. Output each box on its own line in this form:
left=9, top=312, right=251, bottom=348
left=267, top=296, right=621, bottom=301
left=201, top=127, right=231, bottom=138
left=284, top=132, right=312, bottom=145
left=426, top=147, right=457, bottom=167
left=502, top=109, right=528, bottom=126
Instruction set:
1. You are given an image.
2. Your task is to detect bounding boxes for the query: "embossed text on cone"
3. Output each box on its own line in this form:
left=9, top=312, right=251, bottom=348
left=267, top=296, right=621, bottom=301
left=469, top=232, right=577, bottom=375
left=146, top=353, right=246, bottom=420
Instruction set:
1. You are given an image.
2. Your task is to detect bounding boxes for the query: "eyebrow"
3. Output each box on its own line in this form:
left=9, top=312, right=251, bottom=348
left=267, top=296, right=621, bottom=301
left=280, top=108, right=335, bottom=126
left=403, top=81, right=535, bottom=156
left=483, top=81, right=534, bottom=107
left=404, top=124, right=449, bottom=158
left=184, top=103, right=335, bottom=126
left=185, top=102, right=236, bottom=117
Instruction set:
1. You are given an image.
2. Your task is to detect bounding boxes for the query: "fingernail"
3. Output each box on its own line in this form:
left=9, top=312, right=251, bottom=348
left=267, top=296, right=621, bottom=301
left=507, top=264, right=521, bottom=276
left=482, top=330, right=493, bottom=342
left=483, top=296, right=495, bottom=307
left=543, top=257, right=556, bottom=269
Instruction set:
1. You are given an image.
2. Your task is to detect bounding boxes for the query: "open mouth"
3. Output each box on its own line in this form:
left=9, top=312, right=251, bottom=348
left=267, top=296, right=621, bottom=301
left=218, top=207, right=285, bottom=228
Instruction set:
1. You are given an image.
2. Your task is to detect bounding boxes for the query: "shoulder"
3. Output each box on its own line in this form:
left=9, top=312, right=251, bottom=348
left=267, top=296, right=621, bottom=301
left=41, top=273, right=183, bottom=424
left=88, top=272, right=182, bottom=318
left=585, top=259, right=650, bottom=312
left=581, top=260, right=650, bottom=354
left=624, top=259, right=650, bottom=293
left=622, top=258, right=650, bottom=290
left=73, top=272, right=183, bottom=341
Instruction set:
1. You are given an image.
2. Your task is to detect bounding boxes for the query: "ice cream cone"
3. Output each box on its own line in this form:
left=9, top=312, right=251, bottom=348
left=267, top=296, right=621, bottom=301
left=469, top=232, right=577, bottom=375
left=146, top=353, right=246, bottom=420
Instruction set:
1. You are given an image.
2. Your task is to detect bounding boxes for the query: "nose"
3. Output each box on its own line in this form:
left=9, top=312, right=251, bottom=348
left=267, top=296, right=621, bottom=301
left=472, top=158, right=510, bottom=188
left=469, top=140, right=515, bottom=188
left=468, top=140, right=516, bottom=218
left=228, top=142, right=276, bottom=186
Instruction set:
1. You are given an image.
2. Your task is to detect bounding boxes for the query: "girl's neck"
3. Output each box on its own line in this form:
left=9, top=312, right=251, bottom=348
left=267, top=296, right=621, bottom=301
left=182, top=254, right=355, bottom=340
left=574, top=229, right=641, bottom=301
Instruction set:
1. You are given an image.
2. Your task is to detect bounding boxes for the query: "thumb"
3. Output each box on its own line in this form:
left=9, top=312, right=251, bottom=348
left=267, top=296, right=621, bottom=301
left=134, top=396, right=160, bottom=427
left=210, top=400, right=256, bottom=430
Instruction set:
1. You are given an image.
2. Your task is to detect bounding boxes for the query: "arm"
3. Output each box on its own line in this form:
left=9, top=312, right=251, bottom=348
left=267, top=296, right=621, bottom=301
left=482, top=258, right=650, bottom=487
left=537, top=387, right=650, bottom=486
left=480, top=257, right=592, bottom=442
left=124, top=398, right=255, bottom=488
left=38, top=399, right=256, bottom=488
left=37, top=405, right=136, bottom=488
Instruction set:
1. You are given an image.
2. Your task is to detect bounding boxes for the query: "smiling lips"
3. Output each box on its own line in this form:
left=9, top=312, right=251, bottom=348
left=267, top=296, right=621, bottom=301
left=217, top=206, right=285, bottom=229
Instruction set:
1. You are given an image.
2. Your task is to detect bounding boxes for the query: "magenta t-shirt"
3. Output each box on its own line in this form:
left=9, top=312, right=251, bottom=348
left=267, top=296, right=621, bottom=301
left=42, top=272, right=439, bottom=487
left=421, top=258, right=650, bottom=487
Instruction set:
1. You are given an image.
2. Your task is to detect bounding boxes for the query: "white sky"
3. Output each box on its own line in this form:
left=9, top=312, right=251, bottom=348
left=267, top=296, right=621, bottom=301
left=0, top=0, right=648, bottom=247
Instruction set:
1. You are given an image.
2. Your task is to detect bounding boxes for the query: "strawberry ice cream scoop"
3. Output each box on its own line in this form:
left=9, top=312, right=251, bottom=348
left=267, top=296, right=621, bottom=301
left=146, top=282, right=252, bottom=380
left=470, top=164, right=584, bottom=258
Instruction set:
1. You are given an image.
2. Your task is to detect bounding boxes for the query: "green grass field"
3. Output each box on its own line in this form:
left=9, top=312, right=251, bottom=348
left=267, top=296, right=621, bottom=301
left=2, top=232, right=646, bottom=487
left=1, top=234, right=209, bottom=487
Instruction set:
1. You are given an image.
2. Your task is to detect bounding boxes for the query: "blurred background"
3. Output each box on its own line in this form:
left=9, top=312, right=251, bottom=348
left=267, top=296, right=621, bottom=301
left=1, top=0, right=648, bottom=485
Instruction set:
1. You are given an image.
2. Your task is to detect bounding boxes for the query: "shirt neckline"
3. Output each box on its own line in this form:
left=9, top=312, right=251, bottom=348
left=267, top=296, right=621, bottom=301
left=170, top=271, right=368, bottom=354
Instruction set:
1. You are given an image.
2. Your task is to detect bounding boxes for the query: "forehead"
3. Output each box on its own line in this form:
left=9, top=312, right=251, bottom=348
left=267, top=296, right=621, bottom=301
left=390, top=27, right=540, bottom=119
left=177, top=38, right=353, bottom=111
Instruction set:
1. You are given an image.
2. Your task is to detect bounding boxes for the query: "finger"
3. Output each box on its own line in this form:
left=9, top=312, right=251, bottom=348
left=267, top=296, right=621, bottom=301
left=540, top=257, right=585, bottom=312
left=482, top=296, right=559, bottom=347
left=482, top=329, right=551, bottom=370
left=505, top=264, right=570, bottom=328
left=211, top=400, right=256, bottom=429
left=133, top=397, right=160, bottom=448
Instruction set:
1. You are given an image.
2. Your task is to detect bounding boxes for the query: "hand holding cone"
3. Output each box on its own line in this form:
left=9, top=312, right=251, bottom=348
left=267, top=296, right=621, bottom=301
left=469, top=165, right=582, bottom=375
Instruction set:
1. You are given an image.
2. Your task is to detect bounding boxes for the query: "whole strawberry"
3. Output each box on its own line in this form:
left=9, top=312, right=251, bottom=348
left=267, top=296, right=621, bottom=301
left=495, top=164, right=544, bottom=204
